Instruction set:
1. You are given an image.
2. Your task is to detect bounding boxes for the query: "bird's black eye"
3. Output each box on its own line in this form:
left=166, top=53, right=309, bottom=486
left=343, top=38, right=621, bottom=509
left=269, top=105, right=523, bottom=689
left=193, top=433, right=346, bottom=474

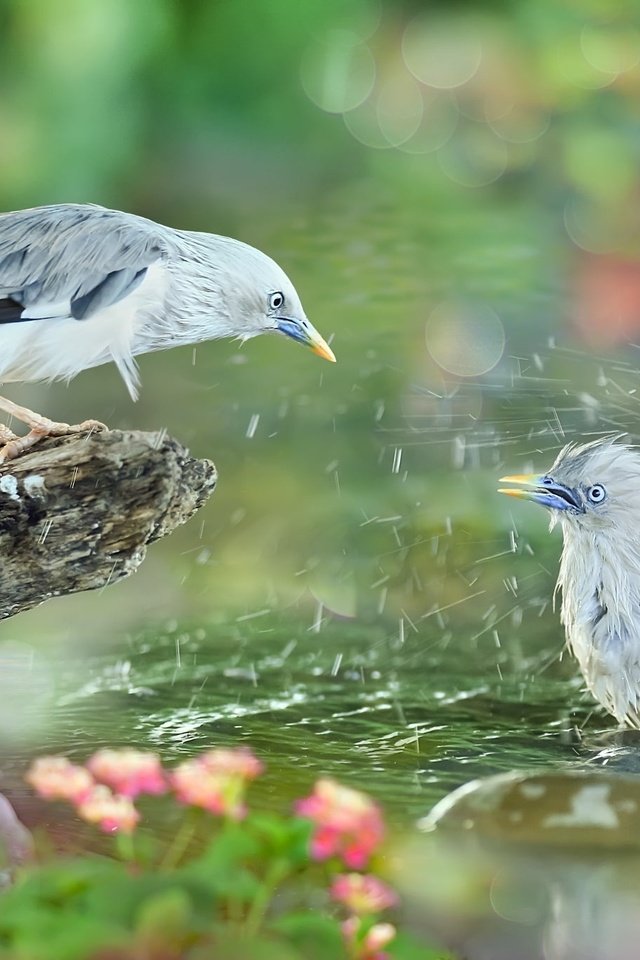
left=269, top=291, right=285, bottom=311
left=587, top=484, right=606, bottom=504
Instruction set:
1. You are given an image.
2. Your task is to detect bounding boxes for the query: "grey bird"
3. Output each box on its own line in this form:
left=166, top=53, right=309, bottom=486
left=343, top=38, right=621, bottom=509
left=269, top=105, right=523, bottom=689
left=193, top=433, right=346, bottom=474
left=0, top=203, right=335, bottom=460
left=499, top=438, right=640, bottom=727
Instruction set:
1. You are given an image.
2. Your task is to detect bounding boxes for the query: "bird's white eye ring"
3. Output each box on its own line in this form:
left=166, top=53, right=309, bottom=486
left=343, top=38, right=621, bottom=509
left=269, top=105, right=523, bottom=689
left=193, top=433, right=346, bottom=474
left=269, top=291, right=285, bottom=311
left=587, top=484, right=606, bottom=504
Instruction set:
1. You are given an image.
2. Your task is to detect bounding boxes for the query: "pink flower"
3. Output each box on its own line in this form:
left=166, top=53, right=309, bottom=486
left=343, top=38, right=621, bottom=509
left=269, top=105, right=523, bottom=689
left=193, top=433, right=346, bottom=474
left=331, top=874, right=398, bottom=915
left=295, top=779, right=385, bottom=868
left=171, top=747, right=263, bottom=820
left=198, top=747, right=263, bottom=780
left=342, top=917, right=396, bottom=960
left=363, top=922, right=395, bottom=956
left=76, top=785, right=140, bottom=834
left=26, top=756, right=94, bottom=804
left=87, top=749, right=166, bottom=798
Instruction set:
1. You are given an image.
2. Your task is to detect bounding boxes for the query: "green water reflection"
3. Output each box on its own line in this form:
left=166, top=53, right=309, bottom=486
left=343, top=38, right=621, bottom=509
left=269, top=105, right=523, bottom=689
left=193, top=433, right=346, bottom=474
left=2, top=604, right=604, bottom=828
left=2, top=0, right=640, bottom=833
left=3, top=199, right=637, bottom=827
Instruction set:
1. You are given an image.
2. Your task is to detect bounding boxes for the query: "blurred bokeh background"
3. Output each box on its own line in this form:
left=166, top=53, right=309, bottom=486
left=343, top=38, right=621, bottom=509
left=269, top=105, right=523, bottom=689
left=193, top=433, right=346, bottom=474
left=1, top=0, right=640, bottom=822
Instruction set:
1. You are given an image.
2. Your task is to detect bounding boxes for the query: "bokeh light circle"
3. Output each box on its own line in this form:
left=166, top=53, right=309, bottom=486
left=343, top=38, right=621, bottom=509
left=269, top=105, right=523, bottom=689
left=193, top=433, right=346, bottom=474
left=580, top=26, right=640, bottom=76
left=343, top=67, right=424, bottom=149
left=343, top=99, right=392, bottom=149
left=437, top=123, right=508, bottom=187
left=552, top=36, right=617, bottom=90
left=402, top=16, right=483, bottom=89
left=489, top=108, right=550, bottom=145
left=376, top=70, right=424, bottom=146
left=309, top=572, right=357, bottom=620
left=301, top=30, right=376, bottom=114
left=563, top=197, right=618, bottom=255
left=564, top=126, right=635, bottom=201
left=425, top=302, right=505, bottom=377
left=399, top=89, right=459, bottom=154
left=331, top=0, right=383, bottom=42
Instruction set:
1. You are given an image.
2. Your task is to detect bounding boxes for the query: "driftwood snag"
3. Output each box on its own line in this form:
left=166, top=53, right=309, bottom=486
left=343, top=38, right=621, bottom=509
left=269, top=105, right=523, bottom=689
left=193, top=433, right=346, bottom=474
left=0, top=429, right=217, bottom=621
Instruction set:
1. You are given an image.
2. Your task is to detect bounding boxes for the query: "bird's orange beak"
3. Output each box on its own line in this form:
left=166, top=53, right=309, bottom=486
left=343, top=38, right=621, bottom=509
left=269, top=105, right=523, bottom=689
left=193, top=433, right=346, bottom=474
left=276, top=317, right=336, bottom=362
left=498, top=474, right=543, bottom=500
left=309, top=331, right=336, bottom=362
left=499, top=474, right=583, bottom=512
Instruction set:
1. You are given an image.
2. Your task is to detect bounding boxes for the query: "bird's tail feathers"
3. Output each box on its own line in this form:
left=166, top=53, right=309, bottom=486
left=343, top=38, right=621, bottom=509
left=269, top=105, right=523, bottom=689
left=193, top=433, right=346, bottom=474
left=112, top=350, right=140, bottom=401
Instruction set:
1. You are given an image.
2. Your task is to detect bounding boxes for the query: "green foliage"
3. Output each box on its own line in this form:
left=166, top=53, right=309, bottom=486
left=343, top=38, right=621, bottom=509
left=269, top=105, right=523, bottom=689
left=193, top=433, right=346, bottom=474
left=187, top=822, right=263, bottom=901
left=0, top=851, right=373, bottom=959
left=6, top=751, right=453, bottom=960
left=392, top=932, right=451, bottom=959
left=273, top=912, right=347, bottom=958
left=134, top=888, right=195, bottom=954
left=248, top=811, right=315, bottom=865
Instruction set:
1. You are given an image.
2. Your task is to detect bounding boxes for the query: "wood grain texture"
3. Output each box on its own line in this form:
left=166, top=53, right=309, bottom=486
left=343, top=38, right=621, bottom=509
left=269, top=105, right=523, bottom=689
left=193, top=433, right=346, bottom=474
left=0, top=429, right=216, bottom=620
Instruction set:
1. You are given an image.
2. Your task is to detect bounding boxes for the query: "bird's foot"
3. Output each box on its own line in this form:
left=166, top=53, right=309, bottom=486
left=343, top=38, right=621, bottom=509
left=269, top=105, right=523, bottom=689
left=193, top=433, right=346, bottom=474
left=0, top=424, right=19, bottom=445
left=44, top=418, right=108, bottom=436
left=0, top=420, right=108, bottom=463
left=0, top=403, right=108, bottom=464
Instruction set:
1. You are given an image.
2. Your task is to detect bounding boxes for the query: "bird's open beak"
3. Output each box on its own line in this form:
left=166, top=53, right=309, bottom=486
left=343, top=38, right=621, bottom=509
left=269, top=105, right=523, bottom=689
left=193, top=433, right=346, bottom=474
left=276, top=318, right=336, bottom=362
left=498, top=474, right=583, bottom=513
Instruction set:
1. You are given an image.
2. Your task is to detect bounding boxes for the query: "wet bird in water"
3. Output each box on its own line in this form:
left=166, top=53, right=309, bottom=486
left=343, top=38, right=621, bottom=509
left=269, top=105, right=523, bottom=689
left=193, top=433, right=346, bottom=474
left=500, top=437, right=640, bottom=727
left=0, top=203, right=335, bottom=461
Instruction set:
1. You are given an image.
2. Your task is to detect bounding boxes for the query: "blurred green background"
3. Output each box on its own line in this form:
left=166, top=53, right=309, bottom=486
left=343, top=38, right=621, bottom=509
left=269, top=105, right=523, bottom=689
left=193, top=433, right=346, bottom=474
left=2, top=0, right=640, bottom=820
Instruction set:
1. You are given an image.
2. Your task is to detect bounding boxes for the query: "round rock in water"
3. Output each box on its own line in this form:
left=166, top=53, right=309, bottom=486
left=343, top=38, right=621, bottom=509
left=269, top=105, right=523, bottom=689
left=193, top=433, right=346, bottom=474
left=393, top=770, right=640, bottom=960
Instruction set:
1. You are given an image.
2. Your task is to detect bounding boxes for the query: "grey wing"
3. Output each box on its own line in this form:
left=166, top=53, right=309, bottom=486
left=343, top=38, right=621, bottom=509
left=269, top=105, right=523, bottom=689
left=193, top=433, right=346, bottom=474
left=0, top=204, right=169, bottom=323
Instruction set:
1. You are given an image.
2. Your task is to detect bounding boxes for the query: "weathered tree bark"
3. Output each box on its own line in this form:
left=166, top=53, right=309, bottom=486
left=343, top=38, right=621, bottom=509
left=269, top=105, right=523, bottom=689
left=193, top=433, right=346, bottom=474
left=0, top=429, right=216, bottom=621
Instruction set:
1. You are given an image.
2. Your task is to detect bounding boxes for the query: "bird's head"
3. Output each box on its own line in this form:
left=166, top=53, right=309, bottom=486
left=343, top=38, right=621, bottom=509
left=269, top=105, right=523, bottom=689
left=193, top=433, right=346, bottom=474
left=214, top=237, right=335, bottom=362
left=499, top=437, right=640, bottom=535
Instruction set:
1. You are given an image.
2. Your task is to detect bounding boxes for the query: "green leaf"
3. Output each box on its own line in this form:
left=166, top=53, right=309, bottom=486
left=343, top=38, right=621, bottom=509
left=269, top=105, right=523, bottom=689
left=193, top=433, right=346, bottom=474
left=271, top=912, right=346, bottom=959
left=192, top=929, right=306, bottom=960
left=0, top=858, right=214, bottom=937
left=187, top=824, right=262, bottom=900
left=134, top=887, right=193, bottom=952
left=247, top=813, right=290, bottom=849
left=248, top=814, right=313, bottom=866
left=0, top=911, right=126, bottom=960
left=0, top=858, right=120, bottom=919
left=391, top=930, right=454, bottom=960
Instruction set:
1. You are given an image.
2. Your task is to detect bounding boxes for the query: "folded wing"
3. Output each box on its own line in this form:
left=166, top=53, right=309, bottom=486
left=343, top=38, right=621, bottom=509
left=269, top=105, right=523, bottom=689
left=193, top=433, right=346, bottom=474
left=0, top=204, right=168, bottom=324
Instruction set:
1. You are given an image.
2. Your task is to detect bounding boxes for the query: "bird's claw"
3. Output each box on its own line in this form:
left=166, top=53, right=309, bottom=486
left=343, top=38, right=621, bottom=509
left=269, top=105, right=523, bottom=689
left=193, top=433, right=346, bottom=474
left=40, top=419, right=108, bottom=437
left=71, top=419, right=108, bottom=434
left=0, top=424, right=18, bottom=446
left=0, top=419, right=110, bottom=464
